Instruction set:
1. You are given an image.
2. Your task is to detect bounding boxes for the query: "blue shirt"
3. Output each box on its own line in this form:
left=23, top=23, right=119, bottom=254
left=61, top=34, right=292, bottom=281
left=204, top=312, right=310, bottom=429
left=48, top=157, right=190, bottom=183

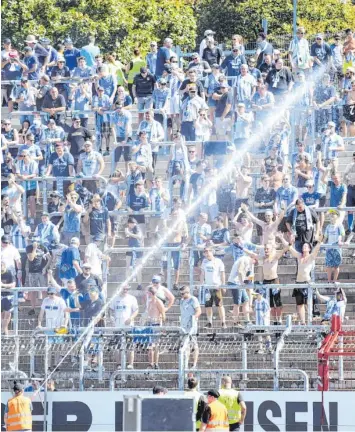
left=156, top=47, right=172, bottom=77
left=89, top=207, right=109, bottom=239
left=80, top=44, right=100, bottom=67
left=63, top=205, right=82, bottom=233
left=221, top=54, right=247, bottom=79
left=64, top=48, right=81, bottom=70
left=23, top=55, right=39, bottom=80
left=302, top=191, right=321, bottom=207
left=111, top=111, right=132, bottom=139
left=72, top=66, right=92, bottom=78
left=59, top=246, right=81, bottom=279
left=99, top=75, right=116, bottom=99
left=19, top=144, right=41, bottom=160
left=152, top=88, right=168, bottom=109
left=72, top=88, right=91, bottom=118
left=276, top=186, right=298, bottom=212
left=49, top=152, right=74, bottom=177
left=146, top=52, right=157, bottom=75
left=329, top=181, right=347, bottom=207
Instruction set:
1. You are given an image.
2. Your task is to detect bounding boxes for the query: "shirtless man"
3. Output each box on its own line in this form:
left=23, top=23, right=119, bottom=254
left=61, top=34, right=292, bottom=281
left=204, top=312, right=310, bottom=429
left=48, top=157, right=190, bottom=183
left=145, top=285, right=166, bottom=369
left=244, top=243, right=289, bottom=324
left=234, top=165, right=252, bottom=212
left=241, top=203, right=284, bottom=245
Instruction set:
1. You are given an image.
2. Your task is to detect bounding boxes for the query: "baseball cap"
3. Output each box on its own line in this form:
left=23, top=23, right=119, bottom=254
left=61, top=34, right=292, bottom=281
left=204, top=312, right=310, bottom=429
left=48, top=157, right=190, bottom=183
left=47, top=287, right=57, bottom=294
left=265, top=209, right=273, bottom=216
left=39, top=37, right=51, bottom=44
left=135, top=180, right=144, bottom=186
left=72, top=115, right=81, bottom=121
left=21, top=77, right=28, bottom=82
left=140, top=67, right=148, bottom=73
left=97, top=86, right=104, bottom=91
left=316, top=33, right=323, bottom=39
left=64, top=37, right=73, bottom=44
left=207, top=389, right=220, bottom=398
left=23, top=46, right=32, bottom=53
left=89, top=286, right=99, bottom=293
left=48, top=118, right=56, bottom=124
left=237, top=102, right=245, bottom=107
left=158, top=78, right=167, bottom=85
left=327, top=121, right=336, bottom=127
left=220, top=83, right=229, bottom=88
left=3, top=38, right=11, bottom=44
left=305, top=180, right=314, bottom=186
left=83, top=263, right=92, bottom=269
left=204, top=29, right=216, bottom=36
left=212, top=63, right=221, bottom=69
left=152, top=275, right=161, bottom=283
left=328, top=209, right=340, bottom=216
left=70, top=237, right=80, bottom=244
left=1, top=235, right=11, bottom=244
left=42, top=212, right=49, bottom=217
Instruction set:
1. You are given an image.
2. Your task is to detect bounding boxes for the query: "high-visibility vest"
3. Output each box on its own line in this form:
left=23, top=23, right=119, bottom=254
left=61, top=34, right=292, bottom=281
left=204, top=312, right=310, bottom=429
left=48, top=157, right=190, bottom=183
left=5, top=394, right=32, bottom=431
left=127, top=58, right=146, bottom=84
left=218, top=389, right=242, bottom=424
left=206, top=400, right=229, bottom=430
left=184, top=390, right=204, bottom=429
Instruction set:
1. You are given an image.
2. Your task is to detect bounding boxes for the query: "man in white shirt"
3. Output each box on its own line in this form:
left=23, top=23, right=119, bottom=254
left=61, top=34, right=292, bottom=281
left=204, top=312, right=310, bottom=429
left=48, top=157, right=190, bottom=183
left=200, top=247, right=226, bottom=328
left=37, top=287, right=68, bottom=329
left=1, top=235, right=21, bottom=279
left=109, top=285, right=139, bottom=369
left=288, top=27, right=311, bottom=73
left=85, top=241, right=110, bottom=278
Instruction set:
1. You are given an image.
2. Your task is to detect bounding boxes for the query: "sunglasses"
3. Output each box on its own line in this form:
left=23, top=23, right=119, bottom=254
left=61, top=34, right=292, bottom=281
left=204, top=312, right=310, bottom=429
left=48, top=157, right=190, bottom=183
left=171, top=60, right=178, bottom=63
left=4, top=123, right=11, bottom=126
left=298, top=32, right=305, bottom=35
left=192, top=57, right=198, bottom=60
left=316, top=38, right=322, bottom=40
left=189, top=150, right=195, bottom=153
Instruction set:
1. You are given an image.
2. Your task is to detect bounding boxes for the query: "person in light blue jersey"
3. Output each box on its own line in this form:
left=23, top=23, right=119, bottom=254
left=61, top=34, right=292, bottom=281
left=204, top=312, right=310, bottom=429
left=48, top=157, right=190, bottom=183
left=146, top=41, right=158, bottom=76
left=80, top=35, right=100, bottom=68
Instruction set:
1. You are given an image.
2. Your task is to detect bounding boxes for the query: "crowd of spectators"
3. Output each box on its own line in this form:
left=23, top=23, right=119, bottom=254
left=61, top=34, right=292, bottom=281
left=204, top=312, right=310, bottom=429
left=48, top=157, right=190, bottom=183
left=1, top=28, right=355, bottom=367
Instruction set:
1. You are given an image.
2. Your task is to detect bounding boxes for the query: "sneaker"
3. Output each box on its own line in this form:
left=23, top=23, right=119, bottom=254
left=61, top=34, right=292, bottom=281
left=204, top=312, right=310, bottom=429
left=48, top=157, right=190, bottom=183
left=173, top=284, right=179, bottom=290
left=137, top=284, right=143, bottom=291
left=127, top=364, right=134, bottom=370
left=154, top=363, right=160, bottom=369
left=28, top=309, right=36, bottom=316
left=222, top=322, right=227, bottom=329
left=204, top=322, right=212, bottom=329
left=256, top=349, right=265, bottom=355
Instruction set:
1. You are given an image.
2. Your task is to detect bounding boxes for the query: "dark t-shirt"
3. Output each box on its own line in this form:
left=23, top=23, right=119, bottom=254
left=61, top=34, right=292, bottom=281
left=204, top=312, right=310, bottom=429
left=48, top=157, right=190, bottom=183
left=215, top=91, right=233, bottom=118
left=75, top=273, right=102, bottom=294
left=26, top=245, right=49, bottom=273
left=266, top=68, right=293, bottom=94
left=257, top=42, right=274, bottom=68
left=49, top=152, right=74, bottom=177
left=1, top=270, right=14, bottom=296
left=83, top=297, right=104, bottom=326
left=255, top=187, right=276, bottom=208
left=42, top=94, right=66, bottom=120
left=190, top=172, right=202, bottom=197
left=286, top=208, right=318, bottom=244
left=89, top=208, right=109, bottom=239
left=180, top=79, right=205, bottom=101
left=67, top=126, right=93, bottom=157
left=202, top=47, right=223, bottom=66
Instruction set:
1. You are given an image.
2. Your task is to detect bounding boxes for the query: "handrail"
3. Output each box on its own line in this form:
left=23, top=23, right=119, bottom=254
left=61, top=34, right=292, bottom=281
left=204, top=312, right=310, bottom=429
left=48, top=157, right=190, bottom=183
left=274, top=315, right=292, bottom=391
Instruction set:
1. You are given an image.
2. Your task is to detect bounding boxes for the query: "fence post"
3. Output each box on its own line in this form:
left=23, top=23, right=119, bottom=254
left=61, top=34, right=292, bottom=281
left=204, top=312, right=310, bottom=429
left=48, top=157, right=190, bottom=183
left=42, top=178, right=48, bottom=212
left=167, top=250, right=172, bottom=292
left=307, top=285, right=313, bottom=325
left=13, top=291, right=19, bottom=336
left=242, top=341, right=248, bottom=382
left=338, top=335, right=344, bottom=382
left=43, top=335, right=49, bottom=432
left=79, top=345, right=85, bottom=391
left=163, top=112, right=168, bottom=141
left=121, top=333, right=127, bottom=383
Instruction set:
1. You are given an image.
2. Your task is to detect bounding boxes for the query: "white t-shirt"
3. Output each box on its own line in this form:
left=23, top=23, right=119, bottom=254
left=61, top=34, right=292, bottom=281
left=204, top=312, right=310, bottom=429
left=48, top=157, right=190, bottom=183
left=2, top=245, right=21, bottom=273
left=201, top=257, right=225, bottom=286
left=2, top=186, right=22, bottom=212
left=85, top=243, right=103, bottom=276
left=110, top=294, right=138, bottom=327
left=41, top=296, right=67, bottom=328
left=228, top=256, right=254, bottom=284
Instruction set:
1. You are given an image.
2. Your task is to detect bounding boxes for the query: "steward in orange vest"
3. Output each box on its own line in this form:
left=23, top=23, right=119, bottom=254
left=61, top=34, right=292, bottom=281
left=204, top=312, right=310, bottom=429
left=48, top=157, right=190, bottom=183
left=5, top=383, right=32, bottom=431
left=200, top=389, right=229, bottom=431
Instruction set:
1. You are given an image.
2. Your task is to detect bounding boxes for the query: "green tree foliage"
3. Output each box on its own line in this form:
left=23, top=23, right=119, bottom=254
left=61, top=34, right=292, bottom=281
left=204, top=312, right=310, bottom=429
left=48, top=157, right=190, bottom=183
left=195, top=0, right=355, bottom=45
left=1, top=0, right=197, bottom=61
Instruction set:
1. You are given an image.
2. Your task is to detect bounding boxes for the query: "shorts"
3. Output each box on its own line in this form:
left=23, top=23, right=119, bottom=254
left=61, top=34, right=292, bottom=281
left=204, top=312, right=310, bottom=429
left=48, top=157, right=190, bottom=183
left=154, top=113, right=164, bottom=125
left=114, top=144, right=131, bottom=163
left=1, top=296, right=13, bottom=312
left=26, top=188, right=36, bottom=198
left=193, top=250, right=204, bottom=267
left=168, top=96, right=180, bottom=115
left=230, top=423, right=241, bottom=432
left=228, top=283, right=249, bottom=305
left=235, top=198, right=249, bottom=213
left=188, top=335, right=198, bottom=350
left=263, top=278, right=282, bottom=308
left=133, top=323, right=160, bottom=345
left=137, top=96, right=153, bottom=111
left=292, top=287, right=308, bottom=305
left=205, top=289, right=223, bottom=307
left=325, top=248, right=342, bottom=268
left=161, top=243, right=181, bottom=270
left=346, top=185, right=355, bottom=207
left=100, top=121, right=111, bottom=135
left=207, top=96, right=217, bottom=108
